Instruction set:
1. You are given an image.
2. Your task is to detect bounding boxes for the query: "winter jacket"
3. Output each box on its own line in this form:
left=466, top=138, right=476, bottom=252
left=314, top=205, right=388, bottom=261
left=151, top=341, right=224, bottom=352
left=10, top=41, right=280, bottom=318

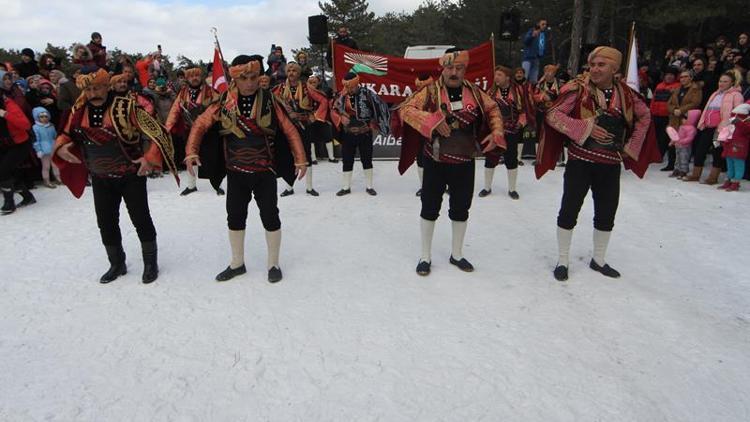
left=13, top=60, right=39, bottom=79
left=87, top=41, right=108, bottom=70
left=56, top=79, right=81, bottom=112
left=720, top=105, right=750, bottom=160
left=0, top=96, right=31, bottom=144
left=698, top=86, right=744, bottom=130
left=650, top=81, right=680, bottom=117
left=667, top=82, right=702, bottom=128
left=31, top=107, right=56, bottom=155
left=522, top=28, right=548, bottom=60
left=666, top=109, right=700, bottom=148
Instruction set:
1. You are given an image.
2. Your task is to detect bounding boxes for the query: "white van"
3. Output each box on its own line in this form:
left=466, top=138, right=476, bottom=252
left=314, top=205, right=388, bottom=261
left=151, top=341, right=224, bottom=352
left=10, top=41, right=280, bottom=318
left=403, top=45, right=455, bottom=59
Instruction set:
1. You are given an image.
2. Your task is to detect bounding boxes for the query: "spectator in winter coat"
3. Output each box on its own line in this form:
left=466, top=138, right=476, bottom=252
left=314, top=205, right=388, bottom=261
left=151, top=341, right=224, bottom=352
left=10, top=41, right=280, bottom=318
left=13, top=48, right=39, bottom=78
left=87, top=32, right=108, bottom=70
left=0, top=70, right=31, bottom=117
left=37, top=53, right=59, bottom=80
left=26, top=79, right=59, bottom=127
left=666, top=109, right=701, bottom=179
left=651, top=67, right=681, bottom=170
left=521, top=19, right=549, bottom=84
left=267, top=46, right=287, bottom=86
left=56, top=65, right=82, bottom=114
left=685, top=72, right=745, bottom=184
left=31, top=107, right=59, bottom=188
left=135, top=52, right=158, bottom=88
left=295, top=51, right=313, bottom=82
left=716, top=103, right=750, bottom=190
left=668, top=71, right=703, bottom=129
left=72, top=44, right=96, bottom=68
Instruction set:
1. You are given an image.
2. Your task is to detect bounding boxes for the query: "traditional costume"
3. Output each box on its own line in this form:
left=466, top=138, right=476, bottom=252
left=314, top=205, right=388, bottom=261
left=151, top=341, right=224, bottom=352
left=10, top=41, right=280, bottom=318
left=185, top=56, right=306, bottom=283
left=164, top=67, right=224, bottom=196
left=399, top=50, right=505, bottom=275
left=330, top=72, right=390, bottom=196
left=272, top=62, right=329, bottom=196
left=391, top=75, right=435, bottom=196
left=53, top=69, right=179, bottom=283
left=481, top=66, right=528, bottom=199
left=535, top=47, right=660, bottom=281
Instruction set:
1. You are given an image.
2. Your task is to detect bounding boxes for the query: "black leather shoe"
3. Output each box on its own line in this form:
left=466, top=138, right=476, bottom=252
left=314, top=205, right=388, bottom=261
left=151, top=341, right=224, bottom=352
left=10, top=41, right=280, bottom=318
left=589, top=259, right=621, bottom=278
left=416, top=260, right=431, bottom=276
left=517, top=160, right=525, bottom=166
left=508, top=191, right=520, bottom=200
left=268, top=266, right=283, bottom=283
left=215, top=187, right=225, bottom=196
left=553, top=265, right=568, bottom=281
left=280, top=189, right=294, bottom=197
left=660, top=165, right=674, bottom=172
left=478, top=189, right=491, bottom=197
left=306, top=189, right=320, bottom=196
left=180, top=187, right=197, bottom=196
left=336, top=188, right=351, bottom=196
left=449, top=256, right=474, bottom=272
left=415, top=188, right=422, bottom=197
left=366, top=188, right=377, bottom=196
left=216, top=265, right=247, bottom=282
left=101, top=245, right=127, bottom=283
left=328, top=158, right=339, bottom=163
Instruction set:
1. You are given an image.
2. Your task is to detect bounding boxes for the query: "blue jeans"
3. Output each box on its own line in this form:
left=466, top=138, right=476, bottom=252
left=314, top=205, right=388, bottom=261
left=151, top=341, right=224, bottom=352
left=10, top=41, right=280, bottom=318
left=522, top=59, right=540, bottom=84
left=726, top=157, right=746, bottom=181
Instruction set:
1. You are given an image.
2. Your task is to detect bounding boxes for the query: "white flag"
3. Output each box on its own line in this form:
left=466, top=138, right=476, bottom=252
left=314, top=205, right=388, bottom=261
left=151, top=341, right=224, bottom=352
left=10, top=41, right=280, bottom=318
left=626, top=32, right=639, bottom=92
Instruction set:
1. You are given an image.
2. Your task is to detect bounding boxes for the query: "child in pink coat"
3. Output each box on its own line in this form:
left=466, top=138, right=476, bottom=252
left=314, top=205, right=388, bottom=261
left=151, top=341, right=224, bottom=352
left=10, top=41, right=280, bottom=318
left=666, top=109, right=701, bottom=179
left=717, top=103, right=750, bottom=191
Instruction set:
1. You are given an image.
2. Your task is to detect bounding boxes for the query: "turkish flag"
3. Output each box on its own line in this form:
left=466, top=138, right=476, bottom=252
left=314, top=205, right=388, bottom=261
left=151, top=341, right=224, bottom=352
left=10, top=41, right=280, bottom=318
left=212, top=47, right=227, bottom=93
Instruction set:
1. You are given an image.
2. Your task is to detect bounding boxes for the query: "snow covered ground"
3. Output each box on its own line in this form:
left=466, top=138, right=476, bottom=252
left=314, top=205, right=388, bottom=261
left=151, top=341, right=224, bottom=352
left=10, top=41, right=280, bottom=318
left=1, top=160, right=749, bottom=421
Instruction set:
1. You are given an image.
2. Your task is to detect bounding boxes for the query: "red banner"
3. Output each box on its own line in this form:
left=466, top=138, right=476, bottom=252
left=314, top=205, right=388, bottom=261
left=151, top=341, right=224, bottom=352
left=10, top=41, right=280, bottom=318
left=332, top=41, right=495, bottom=104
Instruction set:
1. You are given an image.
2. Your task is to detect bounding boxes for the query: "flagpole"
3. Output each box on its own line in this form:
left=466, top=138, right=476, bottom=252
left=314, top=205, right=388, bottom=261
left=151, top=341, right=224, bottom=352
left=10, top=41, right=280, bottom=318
left=331, top=38, right=337, bottom=92
left=490, top=33, right=496, bottom=70
left=211, top=27, right=230, bottom=82
left=625, top=21, right=635, bottom=75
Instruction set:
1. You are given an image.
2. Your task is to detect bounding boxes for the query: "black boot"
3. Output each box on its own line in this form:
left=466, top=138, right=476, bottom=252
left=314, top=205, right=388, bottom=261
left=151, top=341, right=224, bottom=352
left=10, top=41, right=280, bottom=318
left=100, top=245, right=127, bottom=283
left=141, top=241, right=159, bottom=284
left=17, top=189, right=36, bottom=207
left=1, top=189, right=16, bottom=215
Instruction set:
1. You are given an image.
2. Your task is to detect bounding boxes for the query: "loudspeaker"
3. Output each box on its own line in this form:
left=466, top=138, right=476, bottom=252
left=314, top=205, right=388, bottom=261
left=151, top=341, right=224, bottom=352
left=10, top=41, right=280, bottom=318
left=499, top=11, right=520, bottom=40
left=308, top=15, right=329, bottom=45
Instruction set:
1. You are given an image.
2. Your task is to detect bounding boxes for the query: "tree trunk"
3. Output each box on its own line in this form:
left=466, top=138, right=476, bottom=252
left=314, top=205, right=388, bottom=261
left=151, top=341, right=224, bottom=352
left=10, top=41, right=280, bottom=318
left=608, top=0, right=616, bottom=46
left=586, top=0, right=603, bottom=44
left=567, top=0, right=584, bottom=75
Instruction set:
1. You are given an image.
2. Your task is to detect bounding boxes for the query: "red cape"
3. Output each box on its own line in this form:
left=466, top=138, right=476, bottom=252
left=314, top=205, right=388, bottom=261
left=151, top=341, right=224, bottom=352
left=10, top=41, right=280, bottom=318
left=52, top=146, right=88, bottom=199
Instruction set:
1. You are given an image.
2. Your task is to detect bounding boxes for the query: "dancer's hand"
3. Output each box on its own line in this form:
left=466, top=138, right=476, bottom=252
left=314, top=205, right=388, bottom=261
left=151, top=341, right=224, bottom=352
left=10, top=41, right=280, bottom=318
left=590, top=124, right=614, bottom=142
left=295, top=165, right=307, bottom=180
left=133, top=157, right=154, bottom=176
left=185, top=156, right=201, bottom=177
left=435, top=121, right=451, bottom=138
left=480, top=134, right=502, bottom=153
left=56, top=143, right=82, bottom=164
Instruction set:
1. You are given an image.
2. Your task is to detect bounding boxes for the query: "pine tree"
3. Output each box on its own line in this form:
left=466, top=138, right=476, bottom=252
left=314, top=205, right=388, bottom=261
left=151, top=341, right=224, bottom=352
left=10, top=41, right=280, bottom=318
left=318, top=0, right=376, bottom=50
